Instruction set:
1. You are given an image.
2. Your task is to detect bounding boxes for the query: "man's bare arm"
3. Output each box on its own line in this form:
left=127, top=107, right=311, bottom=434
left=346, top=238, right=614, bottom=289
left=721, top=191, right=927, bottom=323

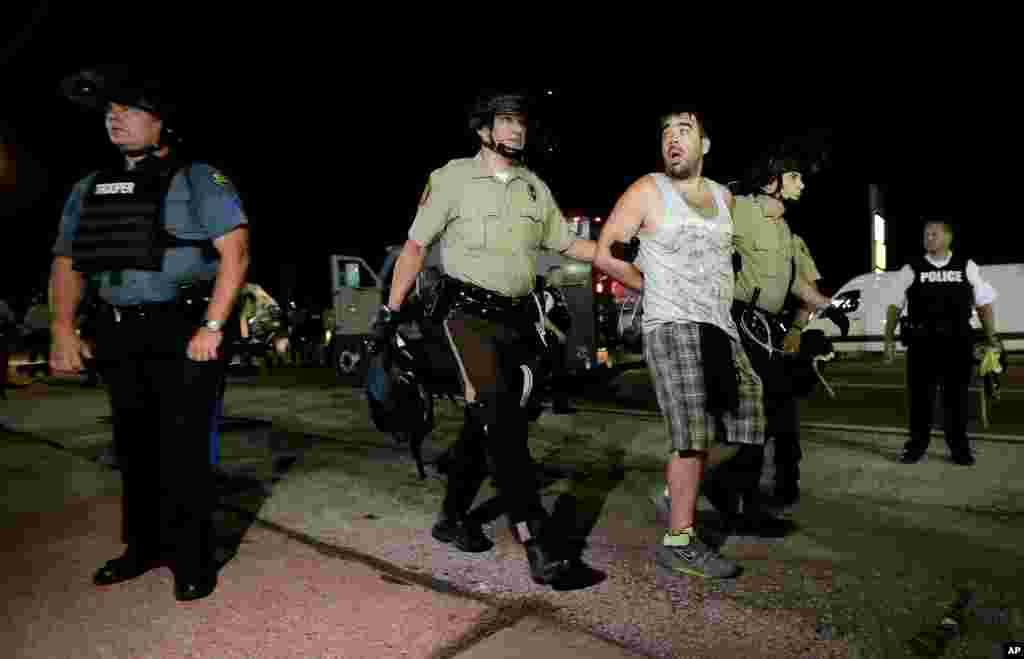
left=977, top=303, right=997, bottom=343
left=49, top=256, right=90, bottom=373
left=388, top=240, right=426, bottom=310
left=561, top=238, right=597, bottom=263
left=205, top=227, right=250, bottom=324
left=594, top=177, right=649, bottom=292
left=793, top=276, right=831, bottom=308
left=50, top=256, right=83, bottom=334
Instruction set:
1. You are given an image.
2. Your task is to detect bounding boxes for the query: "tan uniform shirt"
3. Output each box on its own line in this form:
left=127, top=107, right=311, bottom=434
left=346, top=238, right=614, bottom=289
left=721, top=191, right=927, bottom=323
left=408, top=155, right=576, bottom=297
left=793, top=234, right=821, bottom=282
left=732, top=194, right=803, bottom=314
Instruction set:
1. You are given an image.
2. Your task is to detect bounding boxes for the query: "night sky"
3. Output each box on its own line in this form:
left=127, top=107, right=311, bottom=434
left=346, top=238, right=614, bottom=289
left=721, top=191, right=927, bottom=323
left=1, top=7, right=1013, bottom=307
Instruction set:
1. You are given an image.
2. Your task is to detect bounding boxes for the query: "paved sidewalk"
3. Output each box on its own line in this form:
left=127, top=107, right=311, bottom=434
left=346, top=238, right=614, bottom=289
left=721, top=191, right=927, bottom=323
left=2, top=376, right=1021, bottom=658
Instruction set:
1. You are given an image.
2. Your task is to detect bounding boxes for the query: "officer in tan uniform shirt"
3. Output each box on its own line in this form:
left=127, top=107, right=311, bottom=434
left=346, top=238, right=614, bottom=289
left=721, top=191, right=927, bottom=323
left=376, top=90, right=596, bottom=586
left=706, top=150, right=847, bottom=531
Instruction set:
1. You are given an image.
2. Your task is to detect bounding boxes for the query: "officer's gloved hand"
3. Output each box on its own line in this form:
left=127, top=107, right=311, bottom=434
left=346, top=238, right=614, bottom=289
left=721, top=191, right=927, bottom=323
left=819, top=302, right=850, bottom=337
left=610, top=238, right=640, bottom=263
left=369, top=305, right=400, bottom=352
left=980, top=337, right=1004, bottom=376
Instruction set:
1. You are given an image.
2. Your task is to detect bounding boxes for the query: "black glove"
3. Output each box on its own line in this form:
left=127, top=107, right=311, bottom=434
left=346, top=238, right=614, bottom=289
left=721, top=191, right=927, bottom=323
left=369, top=305, right=400, bottom=351
left=821, top=305, right=850, bottom=337
left=610, top=237, right=640, bottom=263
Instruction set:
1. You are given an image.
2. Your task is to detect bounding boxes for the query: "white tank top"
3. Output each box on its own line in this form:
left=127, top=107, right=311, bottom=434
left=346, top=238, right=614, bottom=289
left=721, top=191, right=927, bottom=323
left=637, top=174, right=738, bottom=339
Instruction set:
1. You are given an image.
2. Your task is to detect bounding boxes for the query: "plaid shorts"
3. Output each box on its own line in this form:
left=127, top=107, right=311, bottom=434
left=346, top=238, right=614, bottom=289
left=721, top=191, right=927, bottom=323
left=643, top=322, right=765, bottom=452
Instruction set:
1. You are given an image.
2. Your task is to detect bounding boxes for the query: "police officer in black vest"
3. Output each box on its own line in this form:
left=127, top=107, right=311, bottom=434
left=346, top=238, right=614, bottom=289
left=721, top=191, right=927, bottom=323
left=887, top=219, right=999, bottom=465
left=48, top=68, right=250, bottom=601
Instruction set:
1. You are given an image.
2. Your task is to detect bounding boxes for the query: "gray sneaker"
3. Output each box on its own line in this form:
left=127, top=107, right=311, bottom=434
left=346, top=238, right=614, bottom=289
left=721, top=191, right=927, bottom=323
left=656, top=534, right=740, bottom=579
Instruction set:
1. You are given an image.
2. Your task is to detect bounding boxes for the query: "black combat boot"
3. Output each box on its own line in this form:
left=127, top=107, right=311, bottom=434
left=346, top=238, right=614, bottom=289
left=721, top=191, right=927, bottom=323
left=516, top=518, right=569, bottom=585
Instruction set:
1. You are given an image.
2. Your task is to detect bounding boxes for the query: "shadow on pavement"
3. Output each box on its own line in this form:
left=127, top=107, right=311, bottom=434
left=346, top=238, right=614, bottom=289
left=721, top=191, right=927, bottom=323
left=431, top=437, right=620, bottom=592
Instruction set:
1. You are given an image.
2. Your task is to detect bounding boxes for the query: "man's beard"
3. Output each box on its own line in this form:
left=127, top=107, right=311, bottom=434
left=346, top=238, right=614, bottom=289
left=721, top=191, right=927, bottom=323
left=665, top=157, right=698, bottom=180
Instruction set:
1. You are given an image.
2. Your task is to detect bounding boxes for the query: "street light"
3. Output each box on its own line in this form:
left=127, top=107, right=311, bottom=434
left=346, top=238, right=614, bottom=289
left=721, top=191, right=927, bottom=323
left=872, top=212, right=887, bottom=271
left=869, top=184, right=886, bottom=272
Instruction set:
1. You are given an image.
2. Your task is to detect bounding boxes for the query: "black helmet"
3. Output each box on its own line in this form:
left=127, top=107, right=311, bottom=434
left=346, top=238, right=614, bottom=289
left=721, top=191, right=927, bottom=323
left=467, top=89, right=546, bottom=163
left=737, top=134, right=830, bottom=198
left=468, top=89, right=535, bottom=133
left=60, top=68, right=182, bottom=150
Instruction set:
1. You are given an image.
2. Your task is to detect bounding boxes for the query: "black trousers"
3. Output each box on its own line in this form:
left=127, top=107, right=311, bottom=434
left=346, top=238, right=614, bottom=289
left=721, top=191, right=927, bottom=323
left=727, top=307, right=803, bottom=506
left=95, top=303, right=227, bottom=578
left=546, top=335, right=571, bottom=408
left=906, top=338, right=974, bottom=456
left=440, top=310, right=546, bottom=527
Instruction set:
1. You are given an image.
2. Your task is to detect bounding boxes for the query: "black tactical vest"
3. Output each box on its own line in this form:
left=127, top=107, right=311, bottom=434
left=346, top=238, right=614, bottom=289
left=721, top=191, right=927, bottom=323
left=71, top=156, right=213, bottom=274
left=905, top=253, right=974, bottom=340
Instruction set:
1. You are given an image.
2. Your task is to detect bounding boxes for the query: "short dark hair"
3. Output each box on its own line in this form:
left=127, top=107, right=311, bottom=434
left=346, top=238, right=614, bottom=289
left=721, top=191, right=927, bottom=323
left=656, top=103, right=710, bottom=140
left=923, top=218, right=955, bottom=237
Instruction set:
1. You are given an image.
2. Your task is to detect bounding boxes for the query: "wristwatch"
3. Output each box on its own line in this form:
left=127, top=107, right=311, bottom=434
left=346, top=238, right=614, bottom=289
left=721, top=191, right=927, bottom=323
left=203, top=319, right=224, bottom=332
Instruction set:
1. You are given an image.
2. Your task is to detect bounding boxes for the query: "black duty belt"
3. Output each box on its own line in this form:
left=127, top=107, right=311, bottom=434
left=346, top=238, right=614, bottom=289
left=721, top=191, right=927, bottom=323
left=434, top=276, right=533, bottom=322
left=107, top=300, right=180, bottom=323
left=100, top=282, right=215, bottom=324
left=731, top=298, right=785, bottom=325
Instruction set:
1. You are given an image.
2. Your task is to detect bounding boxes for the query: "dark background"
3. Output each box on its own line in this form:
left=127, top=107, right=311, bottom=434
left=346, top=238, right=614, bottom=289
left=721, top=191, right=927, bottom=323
left=1, top=6, right=1012, bottom=308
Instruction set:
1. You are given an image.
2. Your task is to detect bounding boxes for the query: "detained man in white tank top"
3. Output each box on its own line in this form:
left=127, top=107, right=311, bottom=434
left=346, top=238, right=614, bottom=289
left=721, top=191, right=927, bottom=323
left=594, top=105, right=765, bottom=579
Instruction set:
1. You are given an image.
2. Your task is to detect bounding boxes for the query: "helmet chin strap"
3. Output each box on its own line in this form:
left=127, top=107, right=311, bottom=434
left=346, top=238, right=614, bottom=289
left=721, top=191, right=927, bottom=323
left=483, top=136, right=525, bottom=163
left=119, top=142, right=165, bottom=161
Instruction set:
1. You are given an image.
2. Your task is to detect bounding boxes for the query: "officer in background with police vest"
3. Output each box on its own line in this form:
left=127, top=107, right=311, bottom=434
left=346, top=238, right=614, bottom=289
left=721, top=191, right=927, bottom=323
left=376, top=90, right=597, bottom=586
left=48, top=68, right=249, bottom=601
left=886, top=219, right=999, bottom=466
left=710, top=145, right=848, bottom=532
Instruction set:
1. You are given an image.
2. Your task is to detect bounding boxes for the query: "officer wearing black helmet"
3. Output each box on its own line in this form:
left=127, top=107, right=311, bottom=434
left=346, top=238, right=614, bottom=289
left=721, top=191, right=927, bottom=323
left=693, top=141, right=849, bottom=533
left=48, top=68, right=250, bottom=601
left=376, top=89, right=596, bottom=586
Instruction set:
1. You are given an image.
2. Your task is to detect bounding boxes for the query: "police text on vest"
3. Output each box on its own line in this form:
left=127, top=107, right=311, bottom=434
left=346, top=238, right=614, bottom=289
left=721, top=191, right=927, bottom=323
left=95, top=182, right=135, bottom=195
left=919, top=270, right=963, bottom=283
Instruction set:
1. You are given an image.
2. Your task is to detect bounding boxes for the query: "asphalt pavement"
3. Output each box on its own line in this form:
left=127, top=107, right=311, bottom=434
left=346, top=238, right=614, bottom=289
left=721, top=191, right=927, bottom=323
left=1, top=360, right=1022, bottom=658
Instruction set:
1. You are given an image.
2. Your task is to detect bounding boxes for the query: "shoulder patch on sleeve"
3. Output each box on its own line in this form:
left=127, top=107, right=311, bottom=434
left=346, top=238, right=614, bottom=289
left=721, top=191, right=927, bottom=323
left=211, top=170, right=231, bottom=186
left=202, top=166, right=242, bottom=201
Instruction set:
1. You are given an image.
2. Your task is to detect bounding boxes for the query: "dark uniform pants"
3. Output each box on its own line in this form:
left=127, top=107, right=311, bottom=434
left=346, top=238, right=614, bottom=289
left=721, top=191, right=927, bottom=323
left=727, top=306, right=803, bottom=506
left=906, top=337, right=974, bottom=457
left=440, top=310, right=545, bottom=527
left=95, top=303, right=226, bottom=578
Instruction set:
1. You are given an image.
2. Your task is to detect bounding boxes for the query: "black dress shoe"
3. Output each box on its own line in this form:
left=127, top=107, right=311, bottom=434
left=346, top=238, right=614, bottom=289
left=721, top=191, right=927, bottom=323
left=950, top=453, right=976, bottom=466
left=454, top=522, right=493, bottom=553
left=93, top=553, right=163, bottom=586
left=900, top=449, right=926, bottom=464
left=525, top=541, right=570, bottom=585
left=431, top=516, right=493, bottom=553
left=431, top=516, right=460, bottom=543
left=770, top=487, right=800, bottom=509
left=174, top=571, right=218, bottom=602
